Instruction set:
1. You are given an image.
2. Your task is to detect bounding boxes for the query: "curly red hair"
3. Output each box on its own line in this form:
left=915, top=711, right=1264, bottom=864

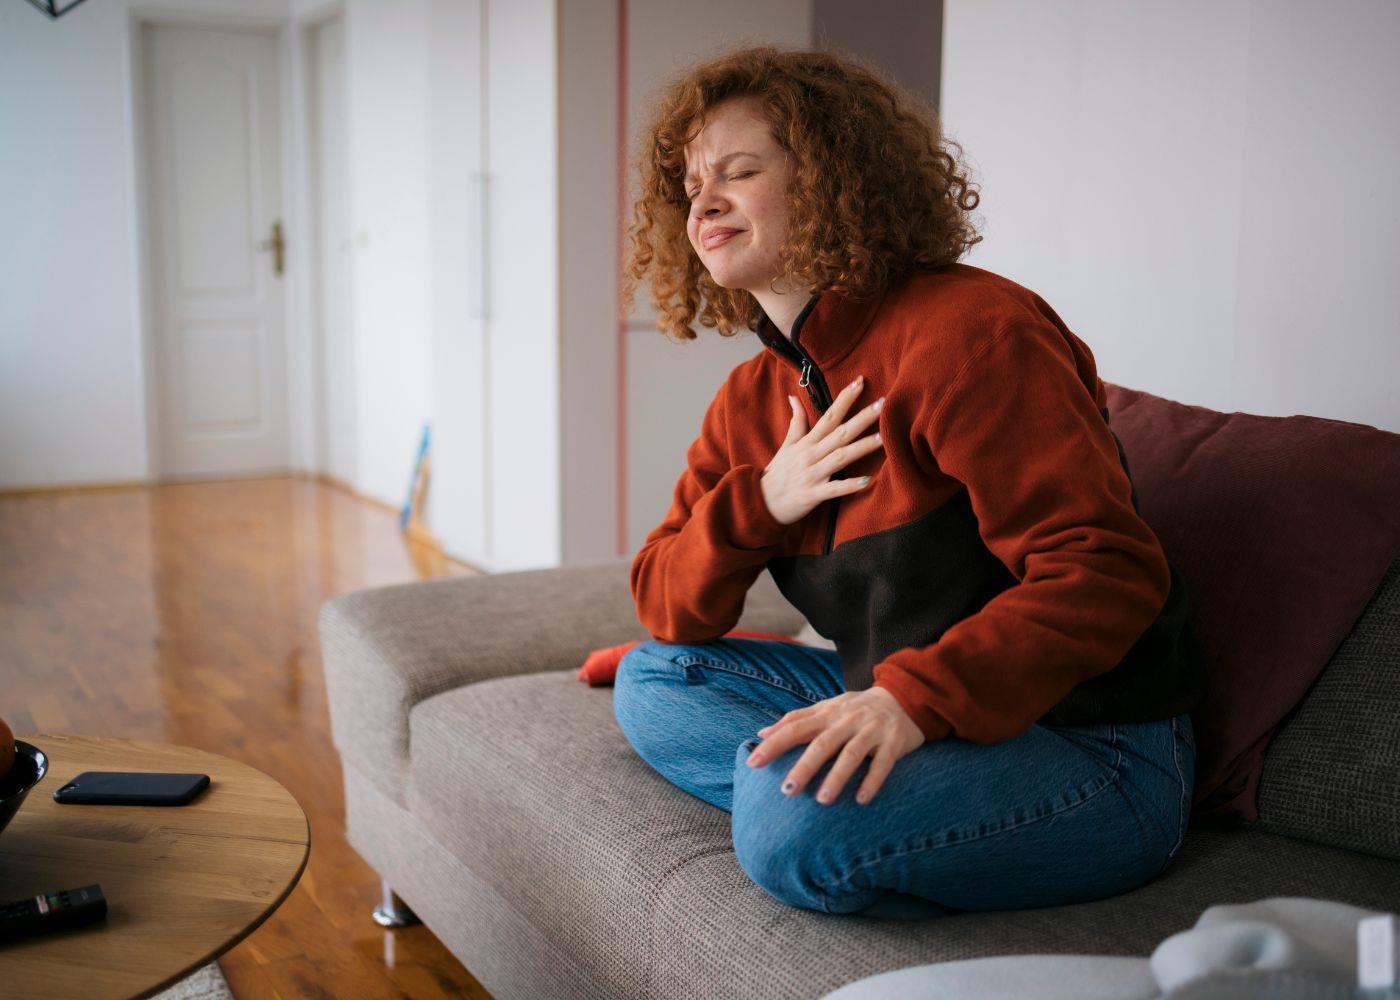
left=620, top=43, right=983, bottom=343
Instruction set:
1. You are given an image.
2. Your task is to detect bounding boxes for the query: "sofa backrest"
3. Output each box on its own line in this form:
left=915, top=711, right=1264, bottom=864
left=1252, top=556, right=1400, bottom=861
left=1101, top=383, right=1400, bottom=828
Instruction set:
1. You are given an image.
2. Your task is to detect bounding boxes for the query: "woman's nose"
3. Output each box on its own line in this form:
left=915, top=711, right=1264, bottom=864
left=695, top=203, right=728, bottom=229
left=693, top=186, right=726, bottom=214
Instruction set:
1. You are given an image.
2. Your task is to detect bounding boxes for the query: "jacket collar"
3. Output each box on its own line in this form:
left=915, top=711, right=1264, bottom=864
left=754, top=284, right=889, bottom=368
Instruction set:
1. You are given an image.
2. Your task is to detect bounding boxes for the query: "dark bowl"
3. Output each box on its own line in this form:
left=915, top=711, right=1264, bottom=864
left=0, top=740, right=49, bottom=840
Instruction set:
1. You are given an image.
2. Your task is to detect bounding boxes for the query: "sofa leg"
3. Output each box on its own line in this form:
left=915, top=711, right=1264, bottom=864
left=371, top=879, right=421, bottom=928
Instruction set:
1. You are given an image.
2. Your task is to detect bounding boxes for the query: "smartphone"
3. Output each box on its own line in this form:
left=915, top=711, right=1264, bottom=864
left=52, top=771, right=210, bottom=806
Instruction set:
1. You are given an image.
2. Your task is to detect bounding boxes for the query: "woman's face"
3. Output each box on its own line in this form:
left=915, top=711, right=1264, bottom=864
left=682, top=97, right=794, bottom=294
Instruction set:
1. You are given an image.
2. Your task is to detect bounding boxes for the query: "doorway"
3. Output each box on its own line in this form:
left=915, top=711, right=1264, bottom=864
left=140, top=22, right=290, bottom=480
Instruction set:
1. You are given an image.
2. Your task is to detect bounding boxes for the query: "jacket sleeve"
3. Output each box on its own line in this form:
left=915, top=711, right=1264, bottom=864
left=871, top=319, right=1171, bottom=744
left=631, top=376, right=800, bottom=643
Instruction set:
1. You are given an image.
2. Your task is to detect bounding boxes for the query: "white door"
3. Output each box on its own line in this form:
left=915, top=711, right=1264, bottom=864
left=143, top=23, right=289, bottom=479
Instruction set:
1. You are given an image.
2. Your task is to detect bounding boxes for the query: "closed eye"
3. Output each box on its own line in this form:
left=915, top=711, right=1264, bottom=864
left=686, top=171, right=757, bottom=201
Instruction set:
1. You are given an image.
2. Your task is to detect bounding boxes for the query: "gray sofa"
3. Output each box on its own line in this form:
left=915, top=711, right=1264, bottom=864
left=318, top=548, right=1400, bottom=1000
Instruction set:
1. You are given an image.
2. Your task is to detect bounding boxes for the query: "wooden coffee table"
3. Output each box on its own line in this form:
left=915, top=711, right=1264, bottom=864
left=0, top=733, right=310, bottom=1000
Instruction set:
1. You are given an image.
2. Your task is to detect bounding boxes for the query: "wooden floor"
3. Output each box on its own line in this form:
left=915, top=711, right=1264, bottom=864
left=1, top=475, right=494, bottom=999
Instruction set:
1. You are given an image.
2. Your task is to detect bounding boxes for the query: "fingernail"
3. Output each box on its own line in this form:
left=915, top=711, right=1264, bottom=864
left=782, top=779, right=796, bottom=794
left=873, top=432, right=882, bottom=444
left=860, top=476, right=870, bottom=485
left=817, top=789, right=833, bottom=804
left=873, top=397, right=885, bottom=412
left=746, top=751, right=760, bottom=766
left=856, top=792, right=869, bottom=805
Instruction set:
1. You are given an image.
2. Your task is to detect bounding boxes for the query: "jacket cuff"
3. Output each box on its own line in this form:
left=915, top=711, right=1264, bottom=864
left=872, top=675, right=956, bottom=743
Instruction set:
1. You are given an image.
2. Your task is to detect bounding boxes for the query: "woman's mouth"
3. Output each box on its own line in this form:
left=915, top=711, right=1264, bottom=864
left=702, top=228, right=743, bottom=250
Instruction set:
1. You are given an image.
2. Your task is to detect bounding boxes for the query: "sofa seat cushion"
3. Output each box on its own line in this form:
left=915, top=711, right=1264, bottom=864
left=646, top=825, right=1400, bottom=999
left=408, top=669, right=737, bottom=1000
left=408, top=670, right=1400, bottom=999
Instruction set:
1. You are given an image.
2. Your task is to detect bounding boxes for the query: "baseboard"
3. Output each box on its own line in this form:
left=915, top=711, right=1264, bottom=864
left=0, top=479, right=148, bottom=497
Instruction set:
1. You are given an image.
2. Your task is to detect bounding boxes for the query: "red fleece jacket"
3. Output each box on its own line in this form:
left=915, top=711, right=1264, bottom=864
left=623, top=263, right=1203, bottom=745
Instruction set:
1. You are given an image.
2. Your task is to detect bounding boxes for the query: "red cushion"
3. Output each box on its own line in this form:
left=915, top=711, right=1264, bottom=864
left=1103, top=382, right=1400, bottom=823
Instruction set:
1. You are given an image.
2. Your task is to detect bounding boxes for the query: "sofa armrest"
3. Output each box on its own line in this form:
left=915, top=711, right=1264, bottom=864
left=318, top=556, right=807, bottom=804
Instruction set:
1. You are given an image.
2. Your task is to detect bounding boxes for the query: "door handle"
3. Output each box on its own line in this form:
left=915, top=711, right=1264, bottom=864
left=257, top=220, right=285, bottom=276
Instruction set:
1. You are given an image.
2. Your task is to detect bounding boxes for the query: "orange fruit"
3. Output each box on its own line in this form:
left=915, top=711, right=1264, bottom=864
left=0, top=717, right=14, bottom=783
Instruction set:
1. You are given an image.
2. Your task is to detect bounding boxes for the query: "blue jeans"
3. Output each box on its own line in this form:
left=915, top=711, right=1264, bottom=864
left=613, top=637, right=1195, bottom=920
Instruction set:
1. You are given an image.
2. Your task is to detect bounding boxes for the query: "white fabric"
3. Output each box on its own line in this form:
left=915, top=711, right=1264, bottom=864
left=819, top=954, right=1156, bottom=999
left=1153, top=896, right=1391, bottom=997
left=819, top=897, right=1397, bottom=1000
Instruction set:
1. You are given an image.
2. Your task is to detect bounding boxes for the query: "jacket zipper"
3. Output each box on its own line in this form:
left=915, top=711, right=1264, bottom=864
left=770, top=337, right=841, bottom=555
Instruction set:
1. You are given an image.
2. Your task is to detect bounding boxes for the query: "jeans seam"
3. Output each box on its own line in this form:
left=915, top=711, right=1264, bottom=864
left=675, top=653, right=827, bottom=704
left=816, top=724, right=1125, bottom=895
left=1167, top=716, right=1190, bottom=860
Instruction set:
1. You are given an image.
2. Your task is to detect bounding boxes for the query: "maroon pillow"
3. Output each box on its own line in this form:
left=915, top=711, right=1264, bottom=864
left=1103, top=383, right=1400, bottom=823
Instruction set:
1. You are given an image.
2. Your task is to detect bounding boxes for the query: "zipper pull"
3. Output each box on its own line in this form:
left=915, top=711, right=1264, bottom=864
left=799, top=359, right=812, bottom=388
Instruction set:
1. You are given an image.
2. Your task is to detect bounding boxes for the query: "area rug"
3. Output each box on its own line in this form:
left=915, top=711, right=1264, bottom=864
left=151, top=961, right=234, bottom=1000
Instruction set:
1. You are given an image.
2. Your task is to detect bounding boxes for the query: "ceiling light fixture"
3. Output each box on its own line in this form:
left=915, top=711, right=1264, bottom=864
left=25, top=0, right=93, bottom=19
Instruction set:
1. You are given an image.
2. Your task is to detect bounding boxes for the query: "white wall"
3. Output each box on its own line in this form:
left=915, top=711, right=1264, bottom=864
left=1, top=0, right=147, bottom=488
left=480, top=0, right=559, bottom=570
left=942, top=0, right=1400, bottom=431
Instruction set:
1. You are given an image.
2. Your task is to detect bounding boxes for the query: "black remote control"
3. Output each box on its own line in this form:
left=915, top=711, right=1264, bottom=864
left=0, top=884, right=107, bottom=943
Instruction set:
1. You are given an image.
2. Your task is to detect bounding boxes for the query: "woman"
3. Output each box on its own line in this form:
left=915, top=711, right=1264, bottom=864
left=612, top=44, right=1203, bottom=920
